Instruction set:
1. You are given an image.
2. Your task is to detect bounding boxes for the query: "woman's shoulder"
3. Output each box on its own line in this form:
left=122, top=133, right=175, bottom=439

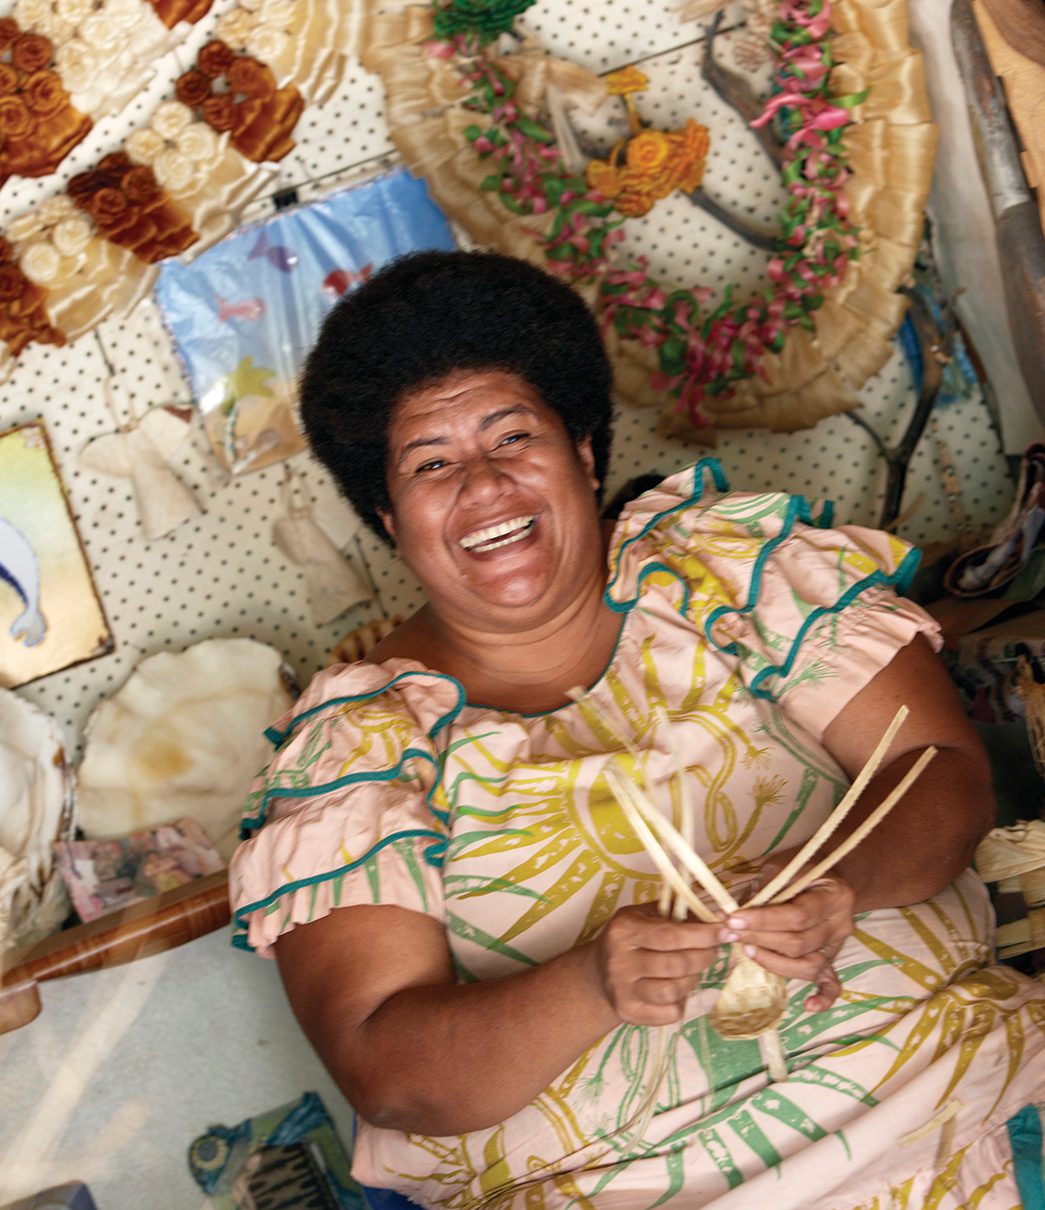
left=607, top=460, right=831, bottom=554
left=604, top=460, right=818, bottom=607
left=604, top=459, right=921, bottom=621
left=265, top=648, right=466, bottom=754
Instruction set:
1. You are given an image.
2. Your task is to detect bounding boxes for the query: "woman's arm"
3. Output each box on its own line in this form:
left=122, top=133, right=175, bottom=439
left=819, top=632, right=995, bottom=910
left=275, top=899, right=720, bottom=1136
left=723, top=634, right=995, bottom=1002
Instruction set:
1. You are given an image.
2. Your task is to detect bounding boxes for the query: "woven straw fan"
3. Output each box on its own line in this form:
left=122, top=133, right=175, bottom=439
left=584, top=697, right=935, bottom=1084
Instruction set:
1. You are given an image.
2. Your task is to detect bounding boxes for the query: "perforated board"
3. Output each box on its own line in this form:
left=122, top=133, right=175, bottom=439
left=0, top=0, right=1017, bottom=758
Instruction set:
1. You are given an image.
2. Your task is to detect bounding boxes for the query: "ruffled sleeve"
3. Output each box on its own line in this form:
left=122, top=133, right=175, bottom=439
left=606, top=460, right=941, bottom=740
left=229, top=658, right=465, bottom=957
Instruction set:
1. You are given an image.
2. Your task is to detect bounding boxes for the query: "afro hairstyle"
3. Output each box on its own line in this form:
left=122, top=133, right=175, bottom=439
left=298, top=248, right=614, bottom=541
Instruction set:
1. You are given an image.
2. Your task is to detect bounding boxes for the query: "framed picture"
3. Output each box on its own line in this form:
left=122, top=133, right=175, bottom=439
left=0, top=421, right=113, bottom=688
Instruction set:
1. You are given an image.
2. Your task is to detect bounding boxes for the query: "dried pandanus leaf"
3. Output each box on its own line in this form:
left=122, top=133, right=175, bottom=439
left=585, top=695, right=934, bottom=1110
left=708, top=952, right=788, bottom=1040
left=1016, top=655, right=1045, bottom=785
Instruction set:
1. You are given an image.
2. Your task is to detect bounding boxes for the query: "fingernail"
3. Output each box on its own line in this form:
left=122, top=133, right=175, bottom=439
left=727, top=916, right=747, bottom=930
left=744, top=944, right=757, bottom=958
left=722, top=930, right=739, bottom=943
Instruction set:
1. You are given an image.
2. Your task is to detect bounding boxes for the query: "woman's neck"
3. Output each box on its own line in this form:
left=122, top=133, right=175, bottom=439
left=377, top=573, right=622, bottom=714
left=433, top=586, right=623, bottom=713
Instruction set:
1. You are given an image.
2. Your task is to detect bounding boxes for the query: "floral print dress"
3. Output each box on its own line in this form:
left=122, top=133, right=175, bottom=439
left=230, top=462, right=1045, bottom=1209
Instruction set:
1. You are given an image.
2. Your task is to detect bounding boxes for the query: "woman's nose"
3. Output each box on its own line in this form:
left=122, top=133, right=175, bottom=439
left=459, top=454, right=508, bottom=499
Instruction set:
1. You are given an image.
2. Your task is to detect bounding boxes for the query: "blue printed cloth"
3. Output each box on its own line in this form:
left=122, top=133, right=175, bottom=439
left=155, top=169, right=456, bottom=473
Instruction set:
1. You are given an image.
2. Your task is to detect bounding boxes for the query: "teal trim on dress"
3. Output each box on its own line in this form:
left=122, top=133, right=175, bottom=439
left=234, top=671, right=471, bottom=951
left=606, top=560, right=691, bottom=618
left=703, top=492, right=830, bottom=656
left=745, top=547, right=922, bottom=700
left=1007, top=1104, right=1045, bottom=1210
left=700, top=490, right=921, bottom=700
left=234, top=462, right=918, bottom=955
left=603, top=457, right=728, bottom=605
left=264, top=670, right=466, bottom=749
left=240, top=744, right=447, bottom=838
left=231, top=828, right=448, bottom=952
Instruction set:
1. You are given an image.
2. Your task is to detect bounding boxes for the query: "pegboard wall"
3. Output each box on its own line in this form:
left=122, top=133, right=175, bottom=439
left=0, top=0, right=1020, bottom=757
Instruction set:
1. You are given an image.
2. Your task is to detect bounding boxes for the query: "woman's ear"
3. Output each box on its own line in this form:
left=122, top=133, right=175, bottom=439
left=576, top=435, right=599, bottom=492
left=377, top=508, right=397, bottom=546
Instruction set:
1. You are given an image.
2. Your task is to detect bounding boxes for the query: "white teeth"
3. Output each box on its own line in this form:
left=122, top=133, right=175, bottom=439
left=459, top=515, right=535, bottom=551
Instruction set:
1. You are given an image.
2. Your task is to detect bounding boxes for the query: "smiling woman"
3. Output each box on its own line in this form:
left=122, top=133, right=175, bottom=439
left=229, top=251, right=1045, bottom=1209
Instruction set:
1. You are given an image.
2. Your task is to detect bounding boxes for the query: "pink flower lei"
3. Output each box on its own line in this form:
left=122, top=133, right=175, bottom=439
left=430, top=0, right=868, bottom=429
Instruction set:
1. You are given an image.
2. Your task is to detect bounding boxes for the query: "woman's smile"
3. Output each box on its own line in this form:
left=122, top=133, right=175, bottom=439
left=458, top=515, right=537, bottom=553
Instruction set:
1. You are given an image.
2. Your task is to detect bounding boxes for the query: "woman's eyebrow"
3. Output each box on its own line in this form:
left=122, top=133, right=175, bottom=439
left=395, top=406, right=536, bottom=465
left=478, top=405, right=533, bottom=430
left=396, top=434, right=448, bottom=465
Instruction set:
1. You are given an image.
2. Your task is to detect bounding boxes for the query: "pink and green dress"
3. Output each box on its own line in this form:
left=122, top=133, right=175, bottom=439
left=230, top=462, right=1045, bottom=1209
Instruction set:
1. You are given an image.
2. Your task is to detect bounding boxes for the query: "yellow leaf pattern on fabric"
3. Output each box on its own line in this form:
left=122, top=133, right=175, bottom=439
left=233, top=468, right=1045, bottom=1208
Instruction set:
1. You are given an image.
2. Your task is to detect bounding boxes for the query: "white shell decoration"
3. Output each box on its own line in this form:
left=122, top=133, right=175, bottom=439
left=77, top=638, right=295, bottom=858
left=0, top=690, right=75, bottom=950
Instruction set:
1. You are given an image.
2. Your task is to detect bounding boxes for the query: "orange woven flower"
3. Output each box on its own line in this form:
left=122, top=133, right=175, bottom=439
left=0, top=95, right=32, bottom=140
left=22, top=70, right=66, bottom=118
left=88, top=186, right=129, bottom=229
left=11, top=32, right=52, bottom=74
left=123, top=165, right=162, bottom=206
left=0, top=63, right=17, bottom=94
left=0, top=18, right=19, bottom=53
left=175, top=68, right=211, bottom=109
left=587, top=118, right=710, bottom=217
left=586, top=158, right=620, bottom=198
left=0, top=263, right=24, bottom=302
left=604, top=65, right=648, bottom=97
left=197, top=39, right=235, bottom=79
left=228, top=56, right=275, bottom=100
left=202, top=93, right=237, bottom=132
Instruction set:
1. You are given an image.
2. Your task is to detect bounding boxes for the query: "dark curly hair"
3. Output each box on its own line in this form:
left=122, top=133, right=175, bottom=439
left=299, top=249, right=614, bottom=541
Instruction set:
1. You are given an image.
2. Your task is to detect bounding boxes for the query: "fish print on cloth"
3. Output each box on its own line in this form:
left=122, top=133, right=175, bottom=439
left=154, top=168, right=456, bottom=475
left=80, top=403, right=204, bottom=541
left=271, top=464, right=371, bottom=625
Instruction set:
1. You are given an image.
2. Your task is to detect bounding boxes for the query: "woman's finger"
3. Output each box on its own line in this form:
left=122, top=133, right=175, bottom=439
left=737, top=941, right=836, bottom=984
left=803, top=962, right=842, bottom=1013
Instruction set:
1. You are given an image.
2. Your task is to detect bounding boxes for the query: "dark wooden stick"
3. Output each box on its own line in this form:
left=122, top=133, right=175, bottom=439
left=701, top=12, right=785, bottom=170
left=844, top=286, right=952, bottom=531
left=0, top=871, right=230, bottom=1034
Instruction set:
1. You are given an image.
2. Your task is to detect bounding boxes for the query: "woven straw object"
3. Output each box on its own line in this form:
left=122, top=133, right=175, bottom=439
left=590, top=700, right=934, bottom=1098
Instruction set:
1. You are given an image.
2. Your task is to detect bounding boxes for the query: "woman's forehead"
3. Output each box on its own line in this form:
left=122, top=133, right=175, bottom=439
left=390, top=369, right=557, bottom=434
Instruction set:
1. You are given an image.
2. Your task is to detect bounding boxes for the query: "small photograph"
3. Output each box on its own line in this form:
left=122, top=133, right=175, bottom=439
left=54, top=817, right=225, bottom=923
left=0, top=422, right=113, bottom=688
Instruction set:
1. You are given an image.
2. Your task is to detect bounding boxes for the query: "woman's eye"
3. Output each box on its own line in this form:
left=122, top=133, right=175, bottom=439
left=499, top=431, right=529, bottom=447
left=415, top=458, right=447, bottom=474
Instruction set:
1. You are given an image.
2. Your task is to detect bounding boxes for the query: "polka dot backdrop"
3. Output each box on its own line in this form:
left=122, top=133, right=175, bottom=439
left=0, top=0, right=1016, bottom=756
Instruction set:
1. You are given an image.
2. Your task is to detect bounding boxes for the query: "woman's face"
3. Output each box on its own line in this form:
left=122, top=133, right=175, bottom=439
left=379, top=369, right=603, bottom=632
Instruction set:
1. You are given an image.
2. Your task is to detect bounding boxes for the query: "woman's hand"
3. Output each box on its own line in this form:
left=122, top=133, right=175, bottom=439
left=722, top=874, right=856, bottom=1013
left=593, top=903, right=722, bottom=1026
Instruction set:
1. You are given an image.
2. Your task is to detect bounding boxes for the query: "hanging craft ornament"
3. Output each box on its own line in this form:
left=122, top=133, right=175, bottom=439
left=271, top=464, right=373, bottom=625
left=79, top=378, right=205, bottom=541
left=359, top=0, right=937, bottom=441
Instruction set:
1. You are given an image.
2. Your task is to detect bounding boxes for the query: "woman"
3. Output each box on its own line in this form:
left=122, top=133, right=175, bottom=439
left=230, top=251, right=1045, bottom=1208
